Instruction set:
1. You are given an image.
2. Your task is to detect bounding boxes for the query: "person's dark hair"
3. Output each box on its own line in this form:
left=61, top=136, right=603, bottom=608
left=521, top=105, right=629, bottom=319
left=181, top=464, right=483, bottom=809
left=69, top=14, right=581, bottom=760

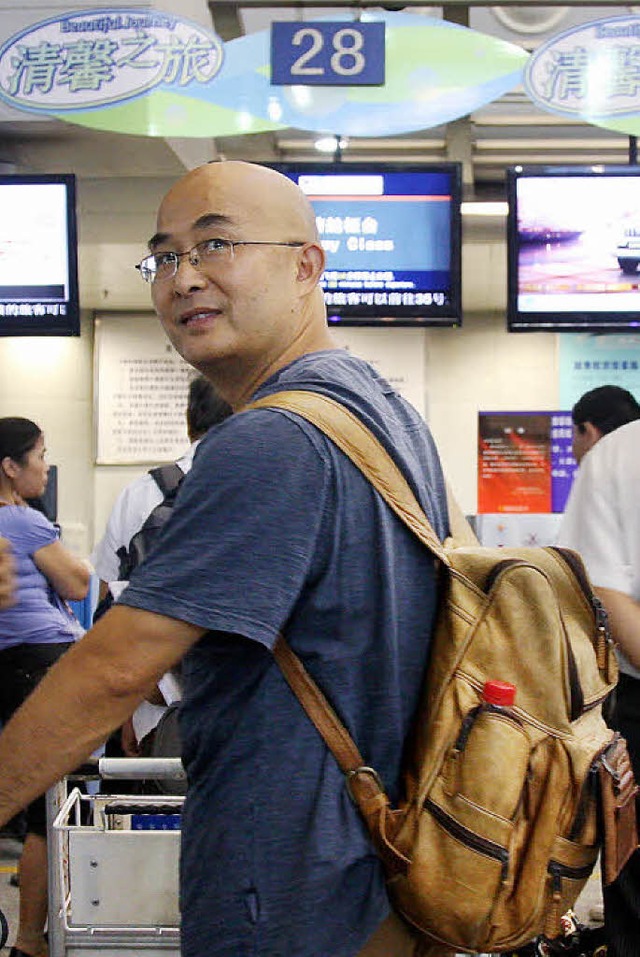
left=572, top=385, right=640, bottom=436
left=0, top=417, right=42, bottom=464
left=186, top=376, right=232, bottom=440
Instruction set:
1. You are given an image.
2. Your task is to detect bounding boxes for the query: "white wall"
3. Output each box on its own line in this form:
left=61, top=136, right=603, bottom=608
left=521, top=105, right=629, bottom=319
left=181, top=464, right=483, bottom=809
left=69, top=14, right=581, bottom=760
left=0, top=312, right=94, bottom=555
left=426, top=316, right=558, bottom=515
left=0, top=185, right=564, bottom=556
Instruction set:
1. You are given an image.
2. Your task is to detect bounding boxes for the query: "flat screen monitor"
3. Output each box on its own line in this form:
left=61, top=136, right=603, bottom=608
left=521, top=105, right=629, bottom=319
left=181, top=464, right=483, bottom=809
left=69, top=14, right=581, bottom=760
left=507, top=165, right=640, bottom=333
left=275, top=163, right=462, bottom=327
left=0, top=173, right=79, bottom=336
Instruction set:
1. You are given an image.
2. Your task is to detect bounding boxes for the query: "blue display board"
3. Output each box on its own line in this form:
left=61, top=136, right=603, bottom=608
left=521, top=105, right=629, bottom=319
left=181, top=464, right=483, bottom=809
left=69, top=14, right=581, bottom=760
left=271, top=21, right=385, bottom=86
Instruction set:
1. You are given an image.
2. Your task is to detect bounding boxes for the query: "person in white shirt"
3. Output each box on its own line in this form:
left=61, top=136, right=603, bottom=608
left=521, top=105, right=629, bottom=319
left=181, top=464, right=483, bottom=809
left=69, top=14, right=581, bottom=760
left=560, top=417, right=640, bottom=773
left=558, top=414, right=640, bottom=948
left=91, top=375, right=232, bottom=752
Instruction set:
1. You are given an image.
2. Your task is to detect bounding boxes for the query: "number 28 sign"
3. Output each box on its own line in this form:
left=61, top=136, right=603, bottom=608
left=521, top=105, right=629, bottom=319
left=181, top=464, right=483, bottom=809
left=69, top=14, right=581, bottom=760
left=271, top=21, right=385, bottom=86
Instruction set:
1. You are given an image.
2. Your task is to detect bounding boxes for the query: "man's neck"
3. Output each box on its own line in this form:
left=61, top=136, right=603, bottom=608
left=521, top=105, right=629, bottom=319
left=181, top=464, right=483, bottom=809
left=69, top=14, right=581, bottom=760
left=208, top=329, right=338, bottom=411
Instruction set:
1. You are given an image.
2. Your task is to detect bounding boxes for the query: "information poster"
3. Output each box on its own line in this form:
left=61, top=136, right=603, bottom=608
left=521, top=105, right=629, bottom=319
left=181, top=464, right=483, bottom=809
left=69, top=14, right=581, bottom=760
left=559, top=333, right=640, bottom=409
left=478, top=411, right=576, bottom=514
left=95, top=314, right=193, bottom=465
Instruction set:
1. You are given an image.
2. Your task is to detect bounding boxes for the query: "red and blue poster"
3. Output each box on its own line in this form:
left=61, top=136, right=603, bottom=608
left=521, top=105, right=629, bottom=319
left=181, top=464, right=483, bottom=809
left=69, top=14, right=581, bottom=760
left=478, top=412, right=576, bottom=514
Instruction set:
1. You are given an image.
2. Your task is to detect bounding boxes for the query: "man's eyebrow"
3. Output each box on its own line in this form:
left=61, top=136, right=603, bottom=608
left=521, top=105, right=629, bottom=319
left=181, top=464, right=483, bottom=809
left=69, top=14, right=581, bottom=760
left=193, top=213, right=234, bottom=233
left=148, top=231, right=169, bottom=251
left=148, top=214, right=234, bottom=251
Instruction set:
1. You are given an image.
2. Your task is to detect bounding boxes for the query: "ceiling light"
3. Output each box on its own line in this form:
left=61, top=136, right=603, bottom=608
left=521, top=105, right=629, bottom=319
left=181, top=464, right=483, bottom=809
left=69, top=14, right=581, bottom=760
left=314, top=135, right=348, bottom=154
left=461, top=201, right=509, bottom=217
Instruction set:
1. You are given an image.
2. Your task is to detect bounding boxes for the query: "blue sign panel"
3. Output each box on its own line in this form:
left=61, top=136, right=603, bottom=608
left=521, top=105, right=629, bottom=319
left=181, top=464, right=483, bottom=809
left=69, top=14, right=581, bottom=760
left=271, top=21, right=385, bottom=86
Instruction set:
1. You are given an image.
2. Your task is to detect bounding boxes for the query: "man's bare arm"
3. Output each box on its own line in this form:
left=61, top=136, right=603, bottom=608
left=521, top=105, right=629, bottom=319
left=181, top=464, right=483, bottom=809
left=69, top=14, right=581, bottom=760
left=595, top=586, right=640, bottom=670
left=0, top=604, right=205, bottom=827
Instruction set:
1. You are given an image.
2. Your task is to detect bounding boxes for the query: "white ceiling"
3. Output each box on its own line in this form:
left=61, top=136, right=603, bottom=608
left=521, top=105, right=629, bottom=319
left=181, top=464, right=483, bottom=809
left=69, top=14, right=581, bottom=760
left=0, top=1, right=636, bottom=197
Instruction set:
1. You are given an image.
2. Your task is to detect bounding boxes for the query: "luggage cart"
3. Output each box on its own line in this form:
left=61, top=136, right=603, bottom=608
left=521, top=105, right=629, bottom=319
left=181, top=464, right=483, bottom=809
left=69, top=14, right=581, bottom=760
left=47, top=757, right=186, bottom=957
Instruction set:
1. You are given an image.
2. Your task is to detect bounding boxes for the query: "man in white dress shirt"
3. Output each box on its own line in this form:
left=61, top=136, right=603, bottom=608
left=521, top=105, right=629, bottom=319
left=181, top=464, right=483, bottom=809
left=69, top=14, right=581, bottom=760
left=559, top=395, right=640, bottom=946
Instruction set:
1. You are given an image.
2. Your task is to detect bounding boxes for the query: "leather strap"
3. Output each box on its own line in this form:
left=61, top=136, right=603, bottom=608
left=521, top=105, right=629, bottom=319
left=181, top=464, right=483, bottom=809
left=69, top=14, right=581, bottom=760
left=246, top=389, right=449, bottom=839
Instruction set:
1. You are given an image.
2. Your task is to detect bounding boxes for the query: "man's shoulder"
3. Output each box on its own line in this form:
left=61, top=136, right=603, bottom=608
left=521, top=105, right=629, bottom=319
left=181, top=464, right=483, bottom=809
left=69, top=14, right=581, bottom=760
left=580, top=419, right=640, bottom=479
left=597, top=419, right=640, bottom=455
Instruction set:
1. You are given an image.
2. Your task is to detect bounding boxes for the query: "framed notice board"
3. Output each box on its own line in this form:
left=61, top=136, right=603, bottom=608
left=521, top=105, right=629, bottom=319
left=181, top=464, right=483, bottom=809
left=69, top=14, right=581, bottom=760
left=94, top=313, right=194, bottom=465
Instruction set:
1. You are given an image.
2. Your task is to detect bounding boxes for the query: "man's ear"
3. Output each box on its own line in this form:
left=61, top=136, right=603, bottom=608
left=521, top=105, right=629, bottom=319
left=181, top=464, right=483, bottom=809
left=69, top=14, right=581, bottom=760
left=583, top=420, right=603, bottom=451
left=296, top=242, right=325, bottom=289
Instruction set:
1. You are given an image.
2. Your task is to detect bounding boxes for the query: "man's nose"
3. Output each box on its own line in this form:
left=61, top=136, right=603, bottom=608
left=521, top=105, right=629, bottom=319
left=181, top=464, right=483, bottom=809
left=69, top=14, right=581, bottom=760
left=172, top=254, right=208, bottom=293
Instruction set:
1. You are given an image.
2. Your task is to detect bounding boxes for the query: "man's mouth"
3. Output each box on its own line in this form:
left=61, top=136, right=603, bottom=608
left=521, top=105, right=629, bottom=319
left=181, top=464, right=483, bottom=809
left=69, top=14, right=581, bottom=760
left=178, top=309, right=220, bottom=327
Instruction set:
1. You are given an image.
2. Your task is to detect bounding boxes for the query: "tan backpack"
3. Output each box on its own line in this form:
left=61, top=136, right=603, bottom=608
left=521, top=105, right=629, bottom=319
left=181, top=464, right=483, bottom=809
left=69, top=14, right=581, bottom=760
left=248, top=390, right=638, bottom=953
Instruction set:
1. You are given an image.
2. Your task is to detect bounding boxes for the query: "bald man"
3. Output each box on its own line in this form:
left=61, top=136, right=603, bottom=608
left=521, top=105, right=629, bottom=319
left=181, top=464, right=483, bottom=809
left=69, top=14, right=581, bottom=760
left=0, top=162, right=448, bottom=957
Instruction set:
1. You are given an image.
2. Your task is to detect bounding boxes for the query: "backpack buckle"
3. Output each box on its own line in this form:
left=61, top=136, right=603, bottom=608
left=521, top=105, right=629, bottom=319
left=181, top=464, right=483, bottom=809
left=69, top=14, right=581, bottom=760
left=345, top=766, right=385, bottom=804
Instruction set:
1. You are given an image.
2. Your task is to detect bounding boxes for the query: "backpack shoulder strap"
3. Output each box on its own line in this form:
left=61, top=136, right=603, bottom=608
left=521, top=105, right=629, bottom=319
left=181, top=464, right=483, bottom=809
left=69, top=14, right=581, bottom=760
left=148, top=463, right=184, bottom=498
left=246, top=390, right=450, bottom=566
left=246, top=389, right=450, bottom=848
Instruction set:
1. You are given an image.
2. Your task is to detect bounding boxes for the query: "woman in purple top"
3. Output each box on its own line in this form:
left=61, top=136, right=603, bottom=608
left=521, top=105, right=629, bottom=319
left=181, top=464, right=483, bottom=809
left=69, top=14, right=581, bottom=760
left=0, top=417, right=90, bottom=957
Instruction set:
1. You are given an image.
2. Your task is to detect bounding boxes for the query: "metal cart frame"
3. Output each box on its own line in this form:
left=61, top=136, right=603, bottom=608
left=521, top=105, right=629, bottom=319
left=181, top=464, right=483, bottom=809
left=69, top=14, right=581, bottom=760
left=46, top=758, right=185, bottom=957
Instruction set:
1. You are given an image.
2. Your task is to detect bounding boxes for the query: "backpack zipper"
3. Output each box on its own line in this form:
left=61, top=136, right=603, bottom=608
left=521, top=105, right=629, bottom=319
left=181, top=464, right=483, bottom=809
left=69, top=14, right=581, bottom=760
left=548, top=858, right=595, bottom=894
left=424, top=798, right=509, bottom=881
left=483, top=558, right=520, bottom=594
left=551, top=547, right=614, bottom=679
left=568, top=762, right=599, bottom=841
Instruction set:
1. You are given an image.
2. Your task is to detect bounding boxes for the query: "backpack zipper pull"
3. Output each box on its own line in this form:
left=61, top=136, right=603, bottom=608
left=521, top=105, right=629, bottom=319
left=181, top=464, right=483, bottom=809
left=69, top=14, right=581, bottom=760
left=591, top=594, right=614, bottom=676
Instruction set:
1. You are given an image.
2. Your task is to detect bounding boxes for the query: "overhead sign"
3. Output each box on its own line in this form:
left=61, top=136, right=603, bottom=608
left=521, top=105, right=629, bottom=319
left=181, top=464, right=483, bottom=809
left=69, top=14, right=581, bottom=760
left=271, top=21, right=385, bottom=86
left=0, top=8, right=224, bottom=113
left=525, top=15, right=640, bottom=134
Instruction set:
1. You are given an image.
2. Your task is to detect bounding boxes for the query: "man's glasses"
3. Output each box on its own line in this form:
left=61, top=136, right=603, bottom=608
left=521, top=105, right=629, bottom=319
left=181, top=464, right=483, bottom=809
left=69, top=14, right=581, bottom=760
left=135, top=238, right=306, bottom=284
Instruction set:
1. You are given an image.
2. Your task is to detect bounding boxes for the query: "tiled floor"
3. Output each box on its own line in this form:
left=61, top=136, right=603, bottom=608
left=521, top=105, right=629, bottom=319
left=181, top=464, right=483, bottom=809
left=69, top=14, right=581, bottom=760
left=0, top=832, right=605, bottom=955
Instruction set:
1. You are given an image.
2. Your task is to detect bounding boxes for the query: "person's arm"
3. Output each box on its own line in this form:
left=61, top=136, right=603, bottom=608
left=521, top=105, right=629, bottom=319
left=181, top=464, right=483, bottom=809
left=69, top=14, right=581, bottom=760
left=32, top=539, right=91, bottom=600
left=120, top=715, right=141, bottom=757
left=0, top=537, right=15, bottom=609
left=594, top=586, right=640, bottom=671
left=0, top=603, right=205, bottom=826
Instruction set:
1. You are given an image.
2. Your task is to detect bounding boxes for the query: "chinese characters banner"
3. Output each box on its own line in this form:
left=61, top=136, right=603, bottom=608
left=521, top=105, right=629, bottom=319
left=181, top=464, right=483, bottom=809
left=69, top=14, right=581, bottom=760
left=559, top=333, right=640, bottom=410
left=0, top=10, right=528, bottom=139
left=478, top=412, right=576, bottom=515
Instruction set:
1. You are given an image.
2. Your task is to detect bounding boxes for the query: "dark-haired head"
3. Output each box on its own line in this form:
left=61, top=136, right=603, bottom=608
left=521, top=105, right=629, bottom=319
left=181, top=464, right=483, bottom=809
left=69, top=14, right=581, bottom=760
left=572, top=385, right=640, bottom=436
left=571, top=385, right=640, bottom=464
left=0, top=417, right=42, bottom=465
left=186, top=377, right=233, bottom=441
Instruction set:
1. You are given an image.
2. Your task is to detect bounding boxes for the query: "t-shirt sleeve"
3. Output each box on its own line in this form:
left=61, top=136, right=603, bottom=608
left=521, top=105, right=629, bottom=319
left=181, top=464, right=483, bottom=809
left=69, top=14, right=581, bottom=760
left=558, top=451, right=631, bottom=594
left=120, top=410, right=331, bottom=649
left=19, top=507, right=59, bottom=555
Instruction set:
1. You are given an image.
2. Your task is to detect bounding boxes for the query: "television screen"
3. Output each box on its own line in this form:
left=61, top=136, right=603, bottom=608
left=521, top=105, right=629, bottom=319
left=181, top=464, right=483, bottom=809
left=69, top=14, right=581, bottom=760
left=275, top=163, right=462, bottom=327
left=0, top=173, right=79, bottom=336
left=507, top=165, right=640, bottom=333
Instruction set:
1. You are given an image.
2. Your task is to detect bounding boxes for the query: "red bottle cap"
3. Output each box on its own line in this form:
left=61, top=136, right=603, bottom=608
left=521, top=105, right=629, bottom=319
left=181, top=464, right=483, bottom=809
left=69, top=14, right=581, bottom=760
left=482, top=680, right=516, bottom=707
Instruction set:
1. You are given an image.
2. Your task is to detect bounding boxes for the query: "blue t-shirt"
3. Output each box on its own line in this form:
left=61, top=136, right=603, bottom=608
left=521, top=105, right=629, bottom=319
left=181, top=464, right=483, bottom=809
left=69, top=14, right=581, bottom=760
left=121, top=351, right=449, bottom=957
left=0, top=505, right=80, bottom=647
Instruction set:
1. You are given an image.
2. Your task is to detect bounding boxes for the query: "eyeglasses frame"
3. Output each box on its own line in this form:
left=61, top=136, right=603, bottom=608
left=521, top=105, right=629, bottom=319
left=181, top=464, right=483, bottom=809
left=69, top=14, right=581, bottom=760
left=135, top=238, right=307, bottom=284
